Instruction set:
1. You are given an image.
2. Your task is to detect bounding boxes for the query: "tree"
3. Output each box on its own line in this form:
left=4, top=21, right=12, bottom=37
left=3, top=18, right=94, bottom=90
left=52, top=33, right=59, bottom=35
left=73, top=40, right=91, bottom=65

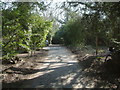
left=2, top=2, right=53, bottom=58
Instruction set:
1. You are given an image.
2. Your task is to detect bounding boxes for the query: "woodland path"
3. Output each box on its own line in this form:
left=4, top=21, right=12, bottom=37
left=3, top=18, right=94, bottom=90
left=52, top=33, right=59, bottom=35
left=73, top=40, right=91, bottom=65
left=3, top=45, right=95, bottom=88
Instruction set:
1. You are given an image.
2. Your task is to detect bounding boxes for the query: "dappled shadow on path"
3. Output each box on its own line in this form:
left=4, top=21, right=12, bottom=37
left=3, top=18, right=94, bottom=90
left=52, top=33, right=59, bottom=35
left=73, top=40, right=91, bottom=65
left=2, top=61, right=83, bottom=88
left=2, top=67, right=41, bottom=75
left=77, top=55, right=120, bottom=89
left=3, top=53, right=120, bottom=88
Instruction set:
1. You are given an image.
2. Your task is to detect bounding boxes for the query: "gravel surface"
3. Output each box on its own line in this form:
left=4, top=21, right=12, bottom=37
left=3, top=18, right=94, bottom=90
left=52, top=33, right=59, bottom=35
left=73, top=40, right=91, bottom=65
left=2, top=45, right=87, bottom=88
left=2, top=45, right=120, bottom=88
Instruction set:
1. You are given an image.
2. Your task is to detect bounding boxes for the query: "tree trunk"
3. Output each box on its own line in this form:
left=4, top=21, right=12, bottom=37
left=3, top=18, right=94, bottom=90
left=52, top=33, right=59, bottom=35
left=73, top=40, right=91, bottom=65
left=95, top=36, right=98, bottom=56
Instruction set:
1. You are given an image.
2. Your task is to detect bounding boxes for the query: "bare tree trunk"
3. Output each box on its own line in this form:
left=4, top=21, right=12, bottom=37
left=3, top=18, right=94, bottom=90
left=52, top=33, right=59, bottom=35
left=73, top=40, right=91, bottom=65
left=50, top=36, right=52, bottom=44
left=33, top=43, right=36, bottom=55
left=95, top=36, right=98, bottom=56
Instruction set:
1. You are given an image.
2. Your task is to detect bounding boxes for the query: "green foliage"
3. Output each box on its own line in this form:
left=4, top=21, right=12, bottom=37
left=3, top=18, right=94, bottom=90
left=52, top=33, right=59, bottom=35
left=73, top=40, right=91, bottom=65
left=56, top=17, right=86, bottom=46
left=2, top=2, right=53, bottom=57
left=55, top=2, right=120, bottom=49
left=30, top=14, right=52, bottom=48
left=52, top=30, right=65, bottom=44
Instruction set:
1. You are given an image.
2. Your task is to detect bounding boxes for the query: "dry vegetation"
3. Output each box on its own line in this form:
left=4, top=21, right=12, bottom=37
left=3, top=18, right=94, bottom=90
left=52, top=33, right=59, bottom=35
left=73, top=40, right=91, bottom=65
left=69, top=46, right=120, bottom=89
left=2, top=49, right=48, bottom=83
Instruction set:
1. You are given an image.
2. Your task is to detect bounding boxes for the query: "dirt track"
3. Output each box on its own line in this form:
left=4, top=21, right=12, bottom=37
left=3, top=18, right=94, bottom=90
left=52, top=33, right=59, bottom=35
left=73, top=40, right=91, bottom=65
left=3, top=45, right=120, bottom=88
left=3, top=45, right=94, bottom=88
left=20, top=45, right=83, bottom=88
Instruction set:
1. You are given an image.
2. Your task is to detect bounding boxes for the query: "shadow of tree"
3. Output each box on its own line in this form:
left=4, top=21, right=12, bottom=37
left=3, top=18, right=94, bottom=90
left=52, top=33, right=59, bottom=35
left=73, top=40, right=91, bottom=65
left=79, top=56, right=120, bottom=88
left=2, top=62, right=82, bottom=88
left=79, top=56, right=96, bottom=70
left=2, top=56, right=120, bottom=89
left=3, top=67, right=41, bottom=75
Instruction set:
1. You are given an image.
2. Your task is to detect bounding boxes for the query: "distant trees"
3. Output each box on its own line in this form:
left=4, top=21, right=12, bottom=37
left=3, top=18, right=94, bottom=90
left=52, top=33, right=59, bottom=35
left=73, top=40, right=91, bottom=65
left=2, top=2, right=120, bottom=58
left=54, top=2, right=120, bottom=50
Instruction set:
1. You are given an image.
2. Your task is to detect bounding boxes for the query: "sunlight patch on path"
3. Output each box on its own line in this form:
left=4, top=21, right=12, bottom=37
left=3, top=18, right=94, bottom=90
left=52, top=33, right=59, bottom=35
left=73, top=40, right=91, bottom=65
left=21, top=45, right=95, bottom=88
left=30, top=45, right=83, bottom=88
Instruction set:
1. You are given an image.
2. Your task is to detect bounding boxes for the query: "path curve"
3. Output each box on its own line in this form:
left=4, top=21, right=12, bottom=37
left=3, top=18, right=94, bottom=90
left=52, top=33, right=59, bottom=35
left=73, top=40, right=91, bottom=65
left=22, top=45, right=84, bottom=88
left=5, top=45, right=95, bottom=88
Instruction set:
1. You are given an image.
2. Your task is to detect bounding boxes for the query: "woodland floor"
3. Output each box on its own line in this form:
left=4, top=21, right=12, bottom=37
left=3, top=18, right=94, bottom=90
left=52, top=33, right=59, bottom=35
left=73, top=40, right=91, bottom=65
left=1, top=45, right=120, bottom=89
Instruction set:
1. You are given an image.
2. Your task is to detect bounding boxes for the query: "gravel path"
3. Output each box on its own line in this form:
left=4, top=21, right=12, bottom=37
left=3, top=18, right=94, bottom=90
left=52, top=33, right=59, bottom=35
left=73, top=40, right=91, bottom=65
left=22, top=45, right=84, bottom=88
left=3, top=45, right=95, bottom=88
